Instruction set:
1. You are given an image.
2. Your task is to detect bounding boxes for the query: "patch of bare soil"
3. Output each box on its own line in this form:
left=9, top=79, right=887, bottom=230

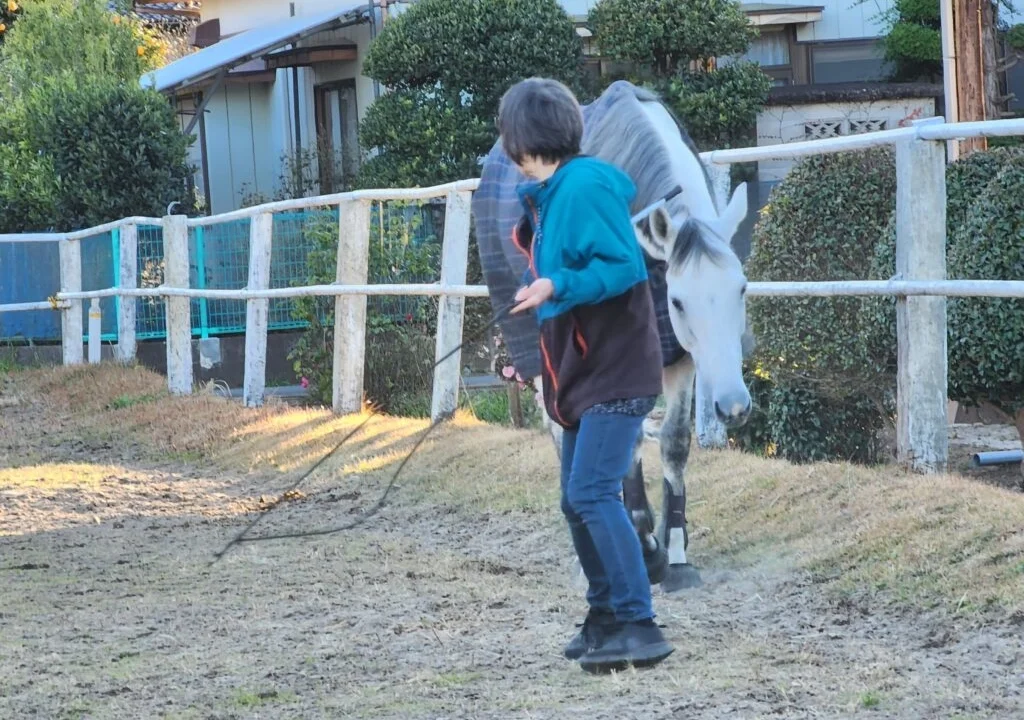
left=2, top=366, right=1023, bottom=719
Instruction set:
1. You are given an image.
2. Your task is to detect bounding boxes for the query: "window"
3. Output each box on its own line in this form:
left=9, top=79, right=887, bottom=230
left=810, top=41, right=888, bottom=84
left=314, top=80, right=359, bottom=193
left=1007, top=59, right=1024, bottom=112
left=719, top=28, right=798, bottom=86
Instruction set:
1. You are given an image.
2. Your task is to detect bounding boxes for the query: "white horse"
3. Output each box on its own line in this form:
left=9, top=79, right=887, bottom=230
left=473, top=80, right=753, bottom=592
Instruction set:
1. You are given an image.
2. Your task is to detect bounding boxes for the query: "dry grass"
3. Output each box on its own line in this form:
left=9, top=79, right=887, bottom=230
left=3, top=363, right=1023, bottom=617
left=3, top=364, right=1024, bottom=718
left=671, top=448, right=1024, bottom=619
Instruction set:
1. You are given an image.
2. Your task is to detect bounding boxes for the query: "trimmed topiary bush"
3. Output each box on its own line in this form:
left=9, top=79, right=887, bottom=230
left=747, top=144, right=1024, bottom=463
left=947, top=153, right=1024, bottom=419
left=869, top=146, right=1024, bottom=425
left=743, top=148, right=899, bottom=463
left=587, top=0, right=770, bottom=150
left=357, top=0, right=584, bottom=190
left=748, top=149, right=898, bottom=401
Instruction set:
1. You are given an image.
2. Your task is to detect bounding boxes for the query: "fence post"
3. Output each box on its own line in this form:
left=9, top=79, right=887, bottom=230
left=243, top=213, right=273, bottom=408
left=88, top=299, right=102, bottom=364
left=895, top=121, right=948, bottom=473
left=58, top=237, right=83, bottom=366
left=163, top=214, right=193, bottom=395
left=116, top=223, right=138, bottom=363
left=431, top=191, right=472, bottom=422
left=332, top=199, right=371, bottom=415
left=697, top=162, right=732, bottom=448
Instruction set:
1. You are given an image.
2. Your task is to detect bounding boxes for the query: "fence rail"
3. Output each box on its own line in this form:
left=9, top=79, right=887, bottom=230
left=2, top=115, right=1024, bottom=474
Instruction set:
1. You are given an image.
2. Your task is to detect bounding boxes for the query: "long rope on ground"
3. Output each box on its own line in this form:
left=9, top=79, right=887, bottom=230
left=210, top=300, right=515, bottom=564
left=209, top=188, right=680, bottom=564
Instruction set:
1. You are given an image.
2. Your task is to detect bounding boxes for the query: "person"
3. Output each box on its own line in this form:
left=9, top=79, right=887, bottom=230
left=499, top=77, right=674, bottom=673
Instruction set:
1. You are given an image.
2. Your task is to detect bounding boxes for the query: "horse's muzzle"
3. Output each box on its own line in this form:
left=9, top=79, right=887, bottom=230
left=714, top=397, right=752, bottom=428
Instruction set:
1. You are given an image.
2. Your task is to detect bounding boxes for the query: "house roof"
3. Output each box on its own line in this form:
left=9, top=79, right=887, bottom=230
left=107, top=1, right=201, bottom=28
left=139, top=4, right=367, bottom=94
left=768, top=82, right=944, bottom=105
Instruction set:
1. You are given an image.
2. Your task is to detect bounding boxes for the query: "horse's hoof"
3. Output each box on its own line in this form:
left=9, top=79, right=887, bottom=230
left=661, top=563, right=703, bottom=593
left=643, top=535, right=668, bottom=586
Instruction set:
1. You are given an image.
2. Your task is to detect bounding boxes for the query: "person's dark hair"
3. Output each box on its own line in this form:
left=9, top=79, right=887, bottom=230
left=497, top=77, right=583, bottom=165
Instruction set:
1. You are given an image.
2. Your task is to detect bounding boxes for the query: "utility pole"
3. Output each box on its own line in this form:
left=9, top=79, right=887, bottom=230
left=951, top=0, right=999, bottom=156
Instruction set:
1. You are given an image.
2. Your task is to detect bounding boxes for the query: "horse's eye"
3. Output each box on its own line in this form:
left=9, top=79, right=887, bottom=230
left=671, top=298, right=684, bottom=313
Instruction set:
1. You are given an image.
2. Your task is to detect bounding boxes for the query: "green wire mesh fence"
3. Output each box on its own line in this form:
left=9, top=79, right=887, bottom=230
left=64, top=201, right=444, bottom=344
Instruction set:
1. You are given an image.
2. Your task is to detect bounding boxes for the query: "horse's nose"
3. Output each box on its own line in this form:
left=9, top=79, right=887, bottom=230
left=715, top=397, right=752, bottom=427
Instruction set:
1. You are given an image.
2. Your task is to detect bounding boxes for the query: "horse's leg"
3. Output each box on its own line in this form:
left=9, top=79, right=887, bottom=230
left=658, top=354, right=703, bottom=592
left=622, top=426, right=669, bottom=585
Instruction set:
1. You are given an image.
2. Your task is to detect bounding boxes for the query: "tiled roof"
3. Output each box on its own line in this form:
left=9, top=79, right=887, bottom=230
left=107, top=1, right=201, bottom=27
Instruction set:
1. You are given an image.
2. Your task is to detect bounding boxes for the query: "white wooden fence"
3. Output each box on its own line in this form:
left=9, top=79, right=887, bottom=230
left=2, top=116, right=1024, bottom=474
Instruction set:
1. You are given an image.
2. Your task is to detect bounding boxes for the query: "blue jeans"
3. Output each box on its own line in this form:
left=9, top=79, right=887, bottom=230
left=560, top=410, right=653, bottom=622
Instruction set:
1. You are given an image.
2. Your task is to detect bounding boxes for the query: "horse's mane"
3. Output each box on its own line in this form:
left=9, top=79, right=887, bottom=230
left=583, top=81, right=731, bottom=267
left=581, top=81, right=715, bottom=216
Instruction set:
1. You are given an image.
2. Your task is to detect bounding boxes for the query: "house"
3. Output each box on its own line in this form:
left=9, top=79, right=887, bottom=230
left=143, top=0, right=1024, bottom=217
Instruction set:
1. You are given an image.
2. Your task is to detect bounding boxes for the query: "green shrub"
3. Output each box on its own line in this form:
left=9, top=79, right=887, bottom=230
left=749, top=149, right=897, bottom=401
left=1008, top=24, right=1024, bottom=53
left=876, top=0, right=941, bottom=81
left=0, top=142, right=57, bottom=232
left=869, top=147, right=1024, bottom=419
left=0, top=0, right=162, bottom=94
left=754, top=145, right=1024, bottom=463
left=744, top=148, right=899, bottom=463
left=659, top=63, right=772, bottom=150
left=355, top=89, right=493, bottom=190
left=588, top=0, right=755, bottom=75
left=948, top=155, right=1024, bottom=416
left=587, top=0, right=769, bottom=150
left=0, top=0, right=24, bottom=47
left=11, top=78, right=194, bottom=231
left=288, top=207, right=444, bottom=414
left=0, top=0, right=193, bottom=232
left=358, top=0, right=583, bottom=190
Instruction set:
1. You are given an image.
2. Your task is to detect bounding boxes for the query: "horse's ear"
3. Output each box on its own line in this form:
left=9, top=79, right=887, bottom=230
left=635, top=206, right=671, bottom=260
left=719, top=182, right=748, bottom=243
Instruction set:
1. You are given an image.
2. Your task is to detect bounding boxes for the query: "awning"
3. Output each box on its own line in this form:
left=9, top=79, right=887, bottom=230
left=140, top=4, right=367, bottom=94
left=741, top=3, right=823, bottom=26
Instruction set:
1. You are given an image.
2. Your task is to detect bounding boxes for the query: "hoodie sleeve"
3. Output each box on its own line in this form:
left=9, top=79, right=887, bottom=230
left=547, top=177, right=646, bottom=308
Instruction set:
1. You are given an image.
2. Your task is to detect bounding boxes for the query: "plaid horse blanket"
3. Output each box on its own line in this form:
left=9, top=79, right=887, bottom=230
left=470, top=89, right=686, bottom=381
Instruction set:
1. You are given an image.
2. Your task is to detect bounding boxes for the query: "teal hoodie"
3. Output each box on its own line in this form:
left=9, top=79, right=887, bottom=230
left=511, top=155, right=663, bottom=428
left=515, top=155, right=648, bottom=323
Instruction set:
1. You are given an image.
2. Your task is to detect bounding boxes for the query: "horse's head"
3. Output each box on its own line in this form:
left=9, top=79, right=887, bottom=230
left=635, top=183, right=754, bottom=429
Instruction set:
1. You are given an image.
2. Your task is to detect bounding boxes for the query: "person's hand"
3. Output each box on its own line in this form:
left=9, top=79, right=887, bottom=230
left=511, top=278, right=554, bottom=314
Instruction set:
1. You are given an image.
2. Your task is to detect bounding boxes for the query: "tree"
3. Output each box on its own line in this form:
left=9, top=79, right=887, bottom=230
left=0, top=0, right=194, bottom=231
left=587, top=0, right=771, bottom=150
left=11, top=78, right=194, bottom=230
left=877, top=0, right=943, bottom=82
left=0, top=0, right=165, bottom=95
left=357, top=0, right=584, bottom=188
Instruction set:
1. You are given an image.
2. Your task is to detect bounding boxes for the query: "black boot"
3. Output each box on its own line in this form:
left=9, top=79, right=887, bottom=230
left=578, top=619, right=674, bottom=673
left=563, top=607, right=615, bottom=660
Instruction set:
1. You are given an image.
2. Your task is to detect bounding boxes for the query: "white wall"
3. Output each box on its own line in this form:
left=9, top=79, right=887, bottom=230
left=194, top=83, right=277, bottom=212
left=756, top=96, right=937, bottom=181
left=200, top=0, right=293, bottom=36
left=306, top=22, right=377, bottom=122
left=795, top=0, right=895, bottom=42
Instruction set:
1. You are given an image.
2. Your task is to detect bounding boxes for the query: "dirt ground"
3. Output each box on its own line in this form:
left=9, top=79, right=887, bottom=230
left=2, top=366, right=1023, bottom=720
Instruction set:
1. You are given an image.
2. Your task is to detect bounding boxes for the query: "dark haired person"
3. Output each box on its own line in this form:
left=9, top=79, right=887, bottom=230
left=499, top=77, right=673, bottom=673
